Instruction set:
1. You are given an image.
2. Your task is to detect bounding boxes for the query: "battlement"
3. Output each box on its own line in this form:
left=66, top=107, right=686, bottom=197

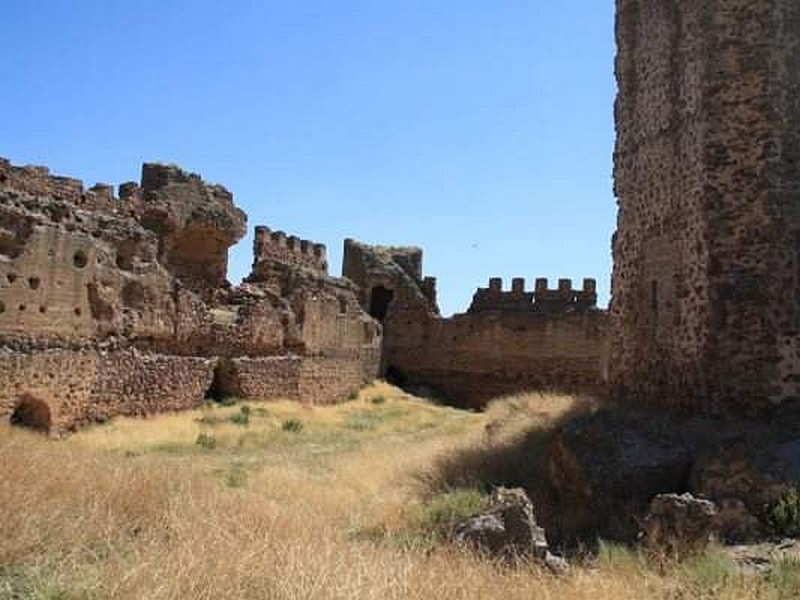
left=0, top=157, right=138, bottom=214
left=1, top=157, right=85, bottom=203
left=252, top=225, right=328, bottom=276
left=468, top=277, right=597, bottom=314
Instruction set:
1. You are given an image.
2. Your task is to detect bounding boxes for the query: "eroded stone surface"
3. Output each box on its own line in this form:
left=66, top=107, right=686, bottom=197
left=0, top=158, right=381, bottom=434
left=610, top=0, right=800, bottom=414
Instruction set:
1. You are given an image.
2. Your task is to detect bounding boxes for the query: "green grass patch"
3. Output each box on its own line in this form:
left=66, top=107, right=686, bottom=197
left=769, top=487, right=800, bottom=537
left=407, top=489, right=487, bottom=542
left=345, top=410, right=386, bottom=431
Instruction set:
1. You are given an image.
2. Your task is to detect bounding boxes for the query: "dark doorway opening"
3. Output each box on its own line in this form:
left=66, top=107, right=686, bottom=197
left=385, top=364, right=407, bottom=387
left=369, top=286, right=394, bottom=322
left=205, top=362, right=228, bottom=402
left=10, top=394, right=52, bottom=433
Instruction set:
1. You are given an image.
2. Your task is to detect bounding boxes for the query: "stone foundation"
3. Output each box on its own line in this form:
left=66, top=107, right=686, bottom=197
left=0, top=348, right=215, bottom=433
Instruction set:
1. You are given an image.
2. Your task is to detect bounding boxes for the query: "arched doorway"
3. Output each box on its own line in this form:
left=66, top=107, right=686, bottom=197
left=369, top=286, right=394, bottom=322
left=10, top=394, right=52, bottom=433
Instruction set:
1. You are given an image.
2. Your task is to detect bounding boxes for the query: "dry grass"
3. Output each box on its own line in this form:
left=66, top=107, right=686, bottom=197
left=0, top=383, right=796, bottom=599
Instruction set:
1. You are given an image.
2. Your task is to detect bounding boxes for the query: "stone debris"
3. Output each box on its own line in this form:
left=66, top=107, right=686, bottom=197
left=454, top=487, right=568, bottom=573
left=639, top=493, right=717, bottom=559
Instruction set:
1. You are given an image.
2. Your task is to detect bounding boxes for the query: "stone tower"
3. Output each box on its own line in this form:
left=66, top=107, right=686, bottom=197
left=610, top=1, right=800, bottom=413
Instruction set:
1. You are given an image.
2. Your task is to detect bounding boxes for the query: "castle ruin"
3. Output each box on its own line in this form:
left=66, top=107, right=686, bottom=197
left=0, top=159, right=380, bottom=434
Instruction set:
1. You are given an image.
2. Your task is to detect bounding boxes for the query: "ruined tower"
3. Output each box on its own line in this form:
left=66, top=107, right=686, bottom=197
left=610, top=1, right=800, bottom=413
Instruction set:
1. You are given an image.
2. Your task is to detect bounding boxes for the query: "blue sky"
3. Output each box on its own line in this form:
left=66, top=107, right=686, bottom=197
left=1, top=1, right=617, bottom=315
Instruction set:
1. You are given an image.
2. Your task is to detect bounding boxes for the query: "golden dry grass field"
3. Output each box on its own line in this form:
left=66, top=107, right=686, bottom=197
left=1, top=383, right=798, bottom=599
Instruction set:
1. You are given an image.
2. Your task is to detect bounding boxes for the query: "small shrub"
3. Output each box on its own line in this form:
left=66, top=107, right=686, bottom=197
left=217, top=396, right=238, bottom=407
left=347, top=389, right=360, bottom=401
left=229, top=405, right=251, bottom=427
left=195, top=432, right=217, bottom=450
left=370, top=395, right=386, bottom=405
left=409, top=489, right=487, bottom=541
left=769, top=487, right=800, bottom=536
left=345, top=410, right=384, bottom=431
left=282, top=418, right=303, bottom=433
left=225, top=465, right=248, bottom=488
left=253, top=407, right=268, bottom=417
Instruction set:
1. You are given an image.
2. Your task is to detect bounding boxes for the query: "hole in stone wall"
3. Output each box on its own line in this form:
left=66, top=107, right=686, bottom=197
left=39, top=306, right=47, bottom=314
left=121, top=280, right=146, bottom=310
left=74, top=307, right=82, bottom=317
left=87, top=283, right=114, bottom=321
left=338, top=297, right=348, bottom=314
left=369, top=286, right=394, bottom=322
left=18, top=304, right=26, bottom=312
left=0, top=300, right=5, bottom=313
left=116, top=245, right=135, bottom=270
left=650, top=280, right=659, bottom=315
left=10, top=394, right=52, bottom=433
left=0, top=174, right=7, bottom=184
left=7, top=273, right=17, bottom=283
left=73, top=250, right=88, bottom=269
left=28, top=276, right=40, bottom=290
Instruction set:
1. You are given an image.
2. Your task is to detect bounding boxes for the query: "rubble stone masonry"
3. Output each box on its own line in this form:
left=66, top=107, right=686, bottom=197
left=611, top=0, right=800, bottom=414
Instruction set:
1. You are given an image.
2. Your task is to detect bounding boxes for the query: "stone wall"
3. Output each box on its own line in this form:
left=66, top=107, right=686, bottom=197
left=343, top=240, right=607, bottom=408
left=0, top=348, right=215, bottom=433
left=610, top=0, right=800, bottom=414
left=213, top=350, right=380, bottom=405
left=90, top=351, right=216, bottom=422
left=385, top=299, right=608, bottom=410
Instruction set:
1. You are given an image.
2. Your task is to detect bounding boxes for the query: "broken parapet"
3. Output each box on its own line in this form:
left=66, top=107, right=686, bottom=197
left=136, top=163, right=247, bottom=293
left=252, top=225, right=328, bottom=277
left=342, top=238, right=439, bottom=320
left=468, top=277, right=597, bottom=314
left=0, top=158, right=84, bottom=202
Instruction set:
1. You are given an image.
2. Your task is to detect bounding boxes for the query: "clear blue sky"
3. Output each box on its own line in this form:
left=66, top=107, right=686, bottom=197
left=1, top=1, right=617, bottom=316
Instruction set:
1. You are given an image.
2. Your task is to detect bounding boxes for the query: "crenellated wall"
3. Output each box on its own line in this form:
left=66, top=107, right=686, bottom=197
left=468, top=277, right=598, bottom=314
left=252, top=226, right=328, bottom=277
